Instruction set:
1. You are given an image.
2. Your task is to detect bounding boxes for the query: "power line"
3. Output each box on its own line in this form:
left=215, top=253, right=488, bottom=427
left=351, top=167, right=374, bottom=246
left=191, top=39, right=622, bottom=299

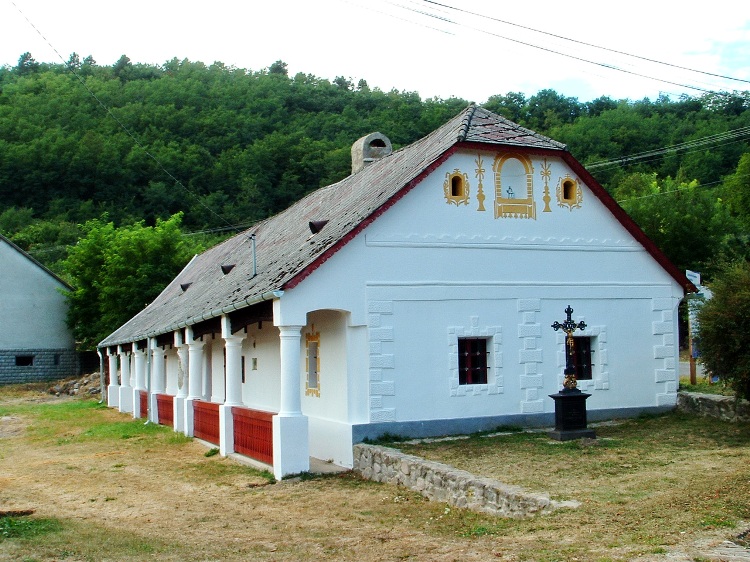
left=420, top=0, right=750, bottom=87
left=588, top=126, right=750, bottom=171
left=383, top=0, right=741, bottom=96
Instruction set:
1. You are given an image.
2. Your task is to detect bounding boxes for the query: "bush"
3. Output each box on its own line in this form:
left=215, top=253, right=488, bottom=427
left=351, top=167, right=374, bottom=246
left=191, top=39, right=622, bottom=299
left=696, top=261, right=750, bottom=401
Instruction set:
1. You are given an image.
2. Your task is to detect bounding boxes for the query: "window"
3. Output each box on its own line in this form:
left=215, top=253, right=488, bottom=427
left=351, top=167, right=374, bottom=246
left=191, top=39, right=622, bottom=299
left=305, top=331, right=320, bottom=397
left=443, top=169, right=470, bottom=206
left=556, top=175, right=582, bottom=210
left=571, top=337, right=593, bottom=380
left=563, top=180, right=575, bottom=200
left=458, top=338, right=488, bottom=385
left=15, top=355, right=34, bottom=367
left=241, top=356, right=246, bottom=383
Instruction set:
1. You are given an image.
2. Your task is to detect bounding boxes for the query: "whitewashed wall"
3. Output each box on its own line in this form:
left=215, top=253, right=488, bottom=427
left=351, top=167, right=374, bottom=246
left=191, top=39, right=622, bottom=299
left=242, top=323, right=281, bottom=413
left=0, top=239, right=74, bottom=349
left=278, top=148, right=683, bottom=453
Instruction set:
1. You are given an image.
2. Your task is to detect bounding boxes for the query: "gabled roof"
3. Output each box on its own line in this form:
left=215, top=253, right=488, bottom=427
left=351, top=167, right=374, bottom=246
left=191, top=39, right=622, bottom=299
left=99, top=105, right=693, bottom=348
left=0, top=233, right=73, bottom=291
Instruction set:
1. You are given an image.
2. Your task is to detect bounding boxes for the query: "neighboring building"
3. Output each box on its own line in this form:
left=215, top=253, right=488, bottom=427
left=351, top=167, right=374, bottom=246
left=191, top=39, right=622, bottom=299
left=0, top=234, right=77, bottom=384
left=99, top=106, right=694, bottom=479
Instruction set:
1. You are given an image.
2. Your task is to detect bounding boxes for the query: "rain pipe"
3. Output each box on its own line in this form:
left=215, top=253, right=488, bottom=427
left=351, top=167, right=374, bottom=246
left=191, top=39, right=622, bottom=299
left=97, top=348, right=105, bottom=404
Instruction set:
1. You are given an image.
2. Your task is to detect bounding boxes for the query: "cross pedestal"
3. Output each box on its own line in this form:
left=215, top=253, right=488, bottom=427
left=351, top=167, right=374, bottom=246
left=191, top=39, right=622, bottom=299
left=548, top=389, right=596, bottom=441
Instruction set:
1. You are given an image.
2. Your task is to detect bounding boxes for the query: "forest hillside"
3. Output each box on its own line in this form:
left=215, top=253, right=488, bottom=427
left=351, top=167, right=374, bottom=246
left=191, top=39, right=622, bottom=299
left=2, top=54, right=749, bottom=346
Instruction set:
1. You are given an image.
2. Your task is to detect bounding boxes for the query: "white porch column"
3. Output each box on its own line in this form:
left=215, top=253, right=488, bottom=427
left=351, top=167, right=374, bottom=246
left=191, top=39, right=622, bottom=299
left=174, top=330, right=189, bottom=433
left=149, top=339, right=166, bottom=423
left=132, top=346, right=146, bottom=419
left=273, top=325, right=309, bottom=479
left=106, top=348, right=119, bottom=408
left=220, top=315, right=244, bottom=456
left=185, top=326, right=204, bottom=437
left=118, top=345, right=133, bottom=413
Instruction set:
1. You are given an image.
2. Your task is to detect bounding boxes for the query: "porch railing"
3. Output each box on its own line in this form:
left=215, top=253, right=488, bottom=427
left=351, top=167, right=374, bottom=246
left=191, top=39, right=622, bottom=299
left=193, top=400, right=220, bottom=445
left=155, top=394, right=174, bottom=427
left=138, top=390, right=148, bottom=419
left=232, top=407, right=274, bottom=465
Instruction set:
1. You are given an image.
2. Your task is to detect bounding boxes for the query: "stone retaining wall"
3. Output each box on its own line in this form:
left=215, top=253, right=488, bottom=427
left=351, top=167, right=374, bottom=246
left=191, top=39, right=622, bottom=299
left=353, top=443, right=574, bottom=518
left=676, top=392, right=750, bottom=423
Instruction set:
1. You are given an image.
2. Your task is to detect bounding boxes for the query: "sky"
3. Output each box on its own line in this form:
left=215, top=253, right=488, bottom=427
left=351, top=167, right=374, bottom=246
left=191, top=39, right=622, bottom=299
left=1, top=0, right=749, bottom=103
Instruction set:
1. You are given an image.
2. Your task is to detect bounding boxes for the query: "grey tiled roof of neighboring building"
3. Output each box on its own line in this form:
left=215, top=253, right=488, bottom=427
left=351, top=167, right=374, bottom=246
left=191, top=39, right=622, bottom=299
left=99, top=105, right=689, bottom=348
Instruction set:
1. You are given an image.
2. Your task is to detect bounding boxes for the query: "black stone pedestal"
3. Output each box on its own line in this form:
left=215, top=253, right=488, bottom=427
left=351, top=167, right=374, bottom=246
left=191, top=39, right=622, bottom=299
left=548, top=389, right=596, bottom=441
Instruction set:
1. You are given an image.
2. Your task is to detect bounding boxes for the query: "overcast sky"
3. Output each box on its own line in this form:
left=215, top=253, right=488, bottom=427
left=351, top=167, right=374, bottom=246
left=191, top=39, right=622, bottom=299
left=2, top=0, right=749, bottom=103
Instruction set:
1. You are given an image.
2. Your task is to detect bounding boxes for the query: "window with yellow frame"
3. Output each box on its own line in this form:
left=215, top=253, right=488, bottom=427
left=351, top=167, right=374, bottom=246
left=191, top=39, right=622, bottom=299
left=305, top=330, right=320, bottom=397
left=443, top=169, right=470, bottom=206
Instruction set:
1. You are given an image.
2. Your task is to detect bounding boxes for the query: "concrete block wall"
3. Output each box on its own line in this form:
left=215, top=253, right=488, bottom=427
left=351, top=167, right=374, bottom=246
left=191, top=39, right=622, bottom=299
left=353, top=443, right=572, bottom=518
left=0, top=349, right=78, bottom=384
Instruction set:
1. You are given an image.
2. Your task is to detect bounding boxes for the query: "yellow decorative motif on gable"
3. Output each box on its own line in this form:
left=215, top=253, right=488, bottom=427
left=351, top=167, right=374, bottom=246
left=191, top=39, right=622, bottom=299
left=443, top=169, right=470, bottom=206
left=493, top=153, right=536, bottom=220
left=474, top=155, right=486, bottom=211
left=305, top=328, right=320, bottom=397
left=556, top=176, right=583, bottom=211
left=541, top=158, right=552, bottom=213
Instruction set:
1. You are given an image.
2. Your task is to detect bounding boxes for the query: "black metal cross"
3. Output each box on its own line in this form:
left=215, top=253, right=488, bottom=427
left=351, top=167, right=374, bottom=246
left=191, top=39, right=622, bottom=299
left=551, top=305, right=587, bottom=390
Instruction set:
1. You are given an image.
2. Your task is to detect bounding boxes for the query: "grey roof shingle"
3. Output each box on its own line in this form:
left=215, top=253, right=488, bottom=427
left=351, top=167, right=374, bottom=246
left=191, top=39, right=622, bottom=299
left=97, top=106, right=570, bottom=347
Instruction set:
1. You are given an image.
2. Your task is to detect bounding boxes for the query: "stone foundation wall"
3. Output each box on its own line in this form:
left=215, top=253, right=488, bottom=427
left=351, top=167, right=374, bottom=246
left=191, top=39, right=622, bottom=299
left=0, top=349, right=78, bottom=385
left=676, top=392, right=750, bottom=423
left=353, top=443, right=573, bottom=518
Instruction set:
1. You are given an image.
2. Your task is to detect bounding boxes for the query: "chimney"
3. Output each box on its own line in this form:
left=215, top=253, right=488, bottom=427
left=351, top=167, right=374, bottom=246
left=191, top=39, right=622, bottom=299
left=351, top=132, right=392, bottom=174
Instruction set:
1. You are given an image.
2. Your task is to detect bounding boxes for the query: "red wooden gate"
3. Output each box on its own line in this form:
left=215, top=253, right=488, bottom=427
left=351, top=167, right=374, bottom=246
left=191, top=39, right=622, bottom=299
left=232, top=407, right=274, bottom=465
left=193, top=401, right=220, bottom=445
left=155, top=394, right=174, bottom=427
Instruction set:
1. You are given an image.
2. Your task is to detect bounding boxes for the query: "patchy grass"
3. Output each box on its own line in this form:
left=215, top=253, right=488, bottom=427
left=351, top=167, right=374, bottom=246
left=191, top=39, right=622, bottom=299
left=2, top=385, right=749, bottom=561
left=395, top=411, right=750, bottom=556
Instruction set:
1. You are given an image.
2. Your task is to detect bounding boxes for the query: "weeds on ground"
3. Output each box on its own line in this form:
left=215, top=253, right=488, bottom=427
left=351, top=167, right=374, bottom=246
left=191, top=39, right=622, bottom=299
left=0, top=516, right=61, bottom=542
left=679, top=375, right=732, bottom=395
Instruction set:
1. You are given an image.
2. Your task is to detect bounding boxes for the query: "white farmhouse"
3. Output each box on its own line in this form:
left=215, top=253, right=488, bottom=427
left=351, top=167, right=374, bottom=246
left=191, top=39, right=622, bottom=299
left=99, top=106, right=693, bottom=479
left=0, top=234, right=77, bottom=383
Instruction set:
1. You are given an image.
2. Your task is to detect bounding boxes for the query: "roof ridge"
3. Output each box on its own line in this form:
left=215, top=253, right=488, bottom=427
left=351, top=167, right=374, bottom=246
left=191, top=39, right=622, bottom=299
left=457, top=104, right=477, bottom=142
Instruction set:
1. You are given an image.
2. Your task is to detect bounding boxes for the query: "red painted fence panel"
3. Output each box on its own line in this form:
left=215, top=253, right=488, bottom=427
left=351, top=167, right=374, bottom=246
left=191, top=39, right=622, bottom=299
left=193, top=401, right=220, bottom=445
left=232, top=407, right=274, bottom=466
left=155, top=394, right=174, bottom=427
left=139, top=390, right=148, bottom=418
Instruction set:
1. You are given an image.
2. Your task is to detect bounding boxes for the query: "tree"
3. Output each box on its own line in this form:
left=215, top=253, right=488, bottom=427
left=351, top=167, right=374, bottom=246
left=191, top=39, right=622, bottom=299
left=61, top=214, right=203, bottom=349
left=617, top=175, right=736, bottom=277
left=16, top=52, right=39, bottom=75
left=112, top=54, right=132, bottom=81
left=696, top=261, right=750, bottom=401
left=66, top=52, right=81, bottom=71
left=723, top=152, right=750, bottom=228
left=268, top=60, right=288, bottom=76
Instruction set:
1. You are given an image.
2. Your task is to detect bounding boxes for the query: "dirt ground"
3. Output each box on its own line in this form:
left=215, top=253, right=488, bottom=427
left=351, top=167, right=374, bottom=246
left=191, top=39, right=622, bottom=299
left=1, top=391, right=749, bottom=562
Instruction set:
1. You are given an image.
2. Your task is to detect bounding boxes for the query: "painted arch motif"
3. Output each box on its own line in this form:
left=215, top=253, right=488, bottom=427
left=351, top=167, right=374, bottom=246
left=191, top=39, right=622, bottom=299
left=492, top=152, right=536, bottom=220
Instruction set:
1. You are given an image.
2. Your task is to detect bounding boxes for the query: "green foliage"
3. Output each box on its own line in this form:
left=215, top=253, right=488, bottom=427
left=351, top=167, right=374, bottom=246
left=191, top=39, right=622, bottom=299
left=617, top=174, right=739, bottom=277
left=696, top=261, right=750, bottom=401
left=61, top=213, right=204, bottom=349
left=1, top=55, right=750, bottom=320
left=723, top=152, right=750, bottom=228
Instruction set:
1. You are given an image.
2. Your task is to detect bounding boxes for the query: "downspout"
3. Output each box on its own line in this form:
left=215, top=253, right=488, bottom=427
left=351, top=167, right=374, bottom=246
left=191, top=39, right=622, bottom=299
left=144, top=339, right=152, bottom=424
left=97, top=348, right=105, bottom=404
